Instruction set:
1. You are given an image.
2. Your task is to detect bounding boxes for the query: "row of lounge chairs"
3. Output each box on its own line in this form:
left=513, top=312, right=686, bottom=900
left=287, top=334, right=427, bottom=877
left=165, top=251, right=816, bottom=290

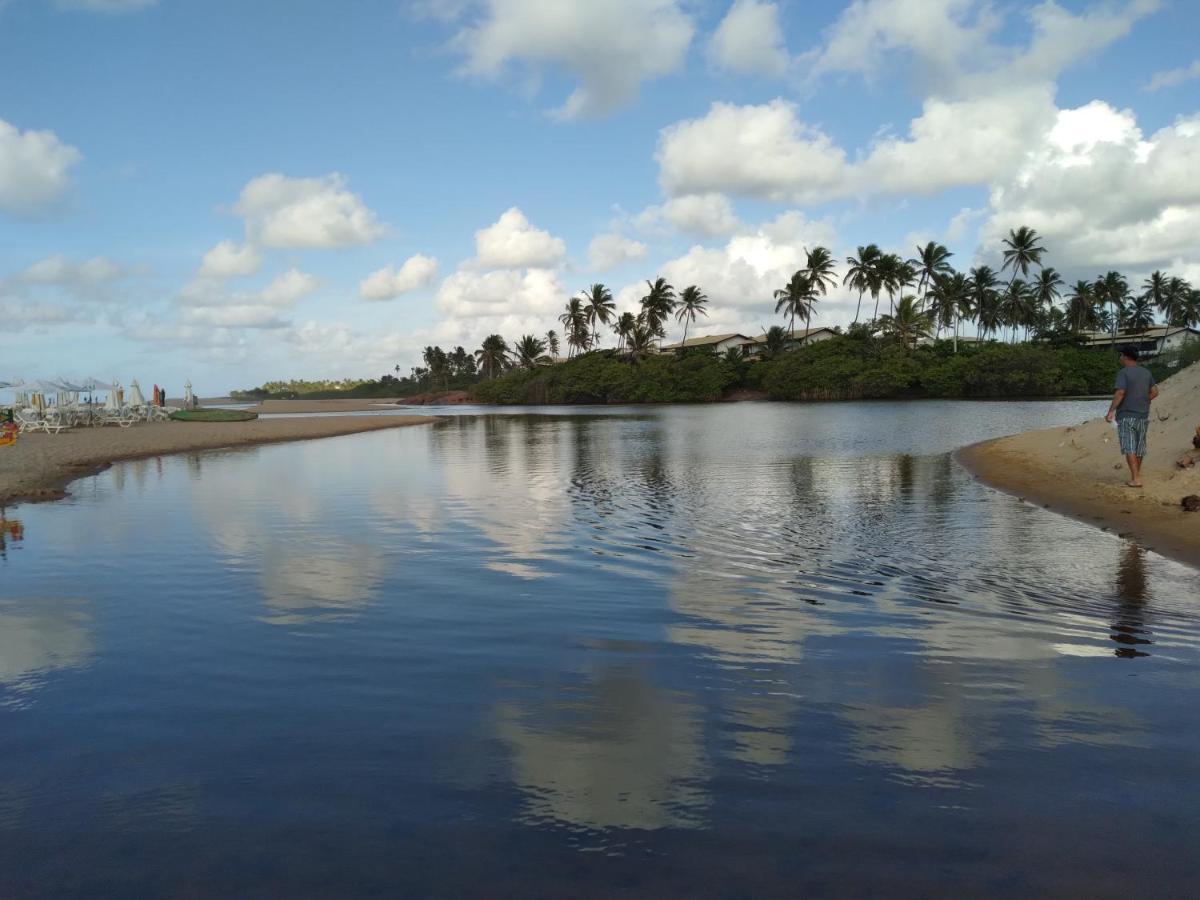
left=13, top=404, right=177, bottom=434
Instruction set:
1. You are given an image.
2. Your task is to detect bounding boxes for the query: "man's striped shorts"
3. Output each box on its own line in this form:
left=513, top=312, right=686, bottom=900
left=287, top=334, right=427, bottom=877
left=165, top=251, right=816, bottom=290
left=1117, top=416, right=1149, bottom=457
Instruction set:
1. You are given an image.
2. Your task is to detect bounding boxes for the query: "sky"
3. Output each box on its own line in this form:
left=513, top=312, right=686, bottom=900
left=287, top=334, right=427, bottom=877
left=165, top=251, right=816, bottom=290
left=1, top=0, right=1198, bottom=393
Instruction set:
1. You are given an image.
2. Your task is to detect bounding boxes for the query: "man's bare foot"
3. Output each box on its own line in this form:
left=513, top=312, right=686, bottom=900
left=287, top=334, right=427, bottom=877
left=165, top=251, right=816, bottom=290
left=1126, top=481, right=1144, bottom=488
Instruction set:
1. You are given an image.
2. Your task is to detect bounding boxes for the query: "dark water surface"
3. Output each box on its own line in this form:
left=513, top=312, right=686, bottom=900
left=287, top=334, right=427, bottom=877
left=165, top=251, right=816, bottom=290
left=2, top=401, right=1198, bottom=897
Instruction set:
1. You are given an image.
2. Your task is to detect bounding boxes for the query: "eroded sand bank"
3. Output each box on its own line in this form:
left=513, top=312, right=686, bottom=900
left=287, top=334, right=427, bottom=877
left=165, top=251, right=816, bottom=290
left=0, top=415, right=438, bottom=505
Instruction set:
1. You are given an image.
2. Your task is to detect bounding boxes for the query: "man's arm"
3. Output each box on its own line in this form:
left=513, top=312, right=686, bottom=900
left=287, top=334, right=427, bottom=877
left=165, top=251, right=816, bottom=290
left=1150, top=384, right=1159, bottom=402
left=1106, top=389, right=1125, bottom=423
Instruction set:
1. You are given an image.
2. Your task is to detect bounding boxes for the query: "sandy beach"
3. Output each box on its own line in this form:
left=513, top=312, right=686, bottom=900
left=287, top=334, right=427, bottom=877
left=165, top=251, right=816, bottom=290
left=246, top=398, right=407, bottom=414
left=0, top=414, right=438, bottom=506
left=959, top=360, right=1200, bottom=566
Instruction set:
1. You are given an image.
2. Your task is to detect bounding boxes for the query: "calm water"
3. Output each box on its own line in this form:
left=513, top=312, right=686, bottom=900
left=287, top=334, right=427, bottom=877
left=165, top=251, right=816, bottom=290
left=2, top=401, right=1199, bottom=898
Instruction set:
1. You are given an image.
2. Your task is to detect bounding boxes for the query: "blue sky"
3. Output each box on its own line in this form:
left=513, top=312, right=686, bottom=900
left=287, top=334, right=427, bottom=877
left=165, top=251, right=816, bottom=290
left=2, top=0, right=1198, bottom=392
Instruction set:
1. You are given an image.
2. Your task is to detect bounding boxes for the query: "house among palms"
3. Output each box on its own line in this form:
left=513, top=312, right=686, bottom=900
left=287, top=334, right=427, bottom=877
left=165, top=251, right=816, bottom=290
left=1077, top=325, right=1199, bottom=358
left=660, top=332, right=757, bottom=356
left=744, top=327, right=837, bottom=357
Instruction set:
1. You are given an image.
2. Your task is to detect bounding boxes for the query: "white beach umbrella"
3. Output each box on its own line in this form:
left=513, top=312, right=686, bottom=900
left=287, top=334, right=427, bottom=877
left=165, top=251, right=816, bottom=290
left=105, top=385, right=121, bottom=410
left=127, top=379, right=146, bottom=407
left=184, top=380, right=194, bottom=408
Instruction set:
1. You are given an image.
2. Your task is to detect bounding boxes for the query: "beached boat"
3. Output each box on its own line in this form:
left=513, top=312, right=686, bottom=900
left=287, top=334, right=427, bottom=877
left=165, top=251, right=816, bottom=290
left=169, top=409, right=258, bottom=423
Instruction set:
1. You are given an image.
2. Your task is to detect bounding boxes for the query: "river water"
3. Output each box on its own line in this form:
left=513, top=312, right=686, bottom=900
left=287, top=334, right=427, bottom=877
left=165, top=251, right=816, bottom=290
left=2, top=401, right=1198, bottom=897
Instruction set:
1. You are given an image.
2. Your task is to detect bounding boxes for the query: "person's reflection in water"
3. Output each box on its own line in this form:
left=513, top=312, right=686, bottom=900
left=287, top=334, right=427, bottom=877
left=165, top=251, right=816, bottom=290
left=1111, top=543, right=1153, bottom=658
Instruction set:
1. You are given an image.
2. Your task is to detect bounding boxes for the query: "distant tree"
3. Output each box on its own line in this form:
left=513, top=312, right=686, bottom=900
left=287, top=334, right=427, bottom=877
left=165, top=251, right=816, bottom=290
left=623, top=320, right=657, bottom=362
left=513, top=334, right=548, bottom=370
left=559, top=298, right=589, bottom=358
left=1125, top=296, right=1156, bottom=332
left=1066, top=281, right=1101, bottom=333
left=675, top=284, right=708, bottom=347
left=1000, top=226, right=1046, bottom=289
left=640, top=277, right=677, bottom=339
left=877, top=295, right=933, bottom=349
left=613, top=311, right=637, bottom=353
left=844, top=244, right=881, bottom=325
left=545, top=329, right=560, bottom=358
left=802, top=246, right=838, bottom=298
left=909, top=241, right=953, bottom=304
left=761, top=324, right=788, bottom=358
left=773, top=270, right=814, bottom=335
left=580, top=283, right=615, bottom=349
left=475, top=334, right=509, bottom=379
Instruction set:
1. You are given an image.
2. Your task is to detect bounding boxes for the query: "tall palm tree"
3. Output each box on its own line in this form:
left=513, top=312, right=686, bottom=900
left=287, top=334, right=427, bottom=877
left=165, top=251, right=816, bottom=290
left=640, top=277, right=677, bottom=340
left=1065, top=281, right=1100, bottom=333
left=1125, top=296, right=1156, bottom=332
left=1142, top=270, right=1168, bottom=318
left=513, top=334, right=547, bottom=370
left=475, top=334, right=509, bottom=379
left=929, top=271, right=969, bottom=350
left=876, top=253, right=911, bottom=318
left=1000, top=226, right=1046, bottom=289
left=877, top=295, right=933, bottom=349
left=545, top=329, right=560, bottom=358
left=1094, top=271, right=1129, bottom=339
left=558, top=298, right=588, bottom=358
left=623, top=320, right=657, bottom=362
left=1175, top=288, right=1200, bottom=328
left=1033, top=267, right=1063, bottom=314
left=613, top=311, right=637, bottom=353
left=1163, top=276, right=1189, bottom=327
left=844, top=244, right=881, bottom=325
left=802, top=245, right=838, bottom=298
left=999, top=280, right=1036, bottom=343
left=969, top=266, right=1000, bottom=339
left=774, top=270, right=815, bottom=335
left=580, top=283, right=615, bottom=349
left=908, top=241, right=953, bottom=305
left=674, top=284, right=708, bottom=347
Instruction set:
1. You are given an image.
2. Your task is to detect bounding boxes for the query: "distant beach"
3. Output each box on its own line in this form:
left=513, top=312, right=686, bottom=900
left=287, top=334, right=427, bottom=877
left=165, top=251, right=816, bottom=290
left=0, top=414, right=438, bottom=506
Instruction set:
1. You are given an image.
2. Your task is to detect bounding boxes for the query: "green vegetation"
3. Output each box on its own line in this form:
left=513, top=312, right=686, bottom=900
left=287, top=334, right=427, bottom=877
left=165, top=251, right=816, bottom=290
left=170, top=409, right=259, bottom=422
left=235, top=226, right=1200, bottom=405
left=474, top=334, right=1119, bottom=405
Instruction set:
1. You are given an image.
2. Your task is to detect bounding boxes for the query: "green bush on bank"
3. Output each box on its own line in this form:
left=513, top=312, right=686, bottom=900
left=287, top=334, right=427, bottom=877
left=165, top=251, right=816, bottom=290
left=471, top=336, right=1121, bottom=405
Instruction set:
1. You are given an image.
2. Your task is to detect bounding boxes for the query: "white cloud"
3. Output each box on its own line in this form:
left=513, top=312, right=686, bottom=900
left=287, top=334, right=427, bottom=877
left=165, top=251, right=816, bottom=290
left=657, top=100, right=848, bottom=203
left=0, top=298, right=82, bottom=332
left=19, top=254, right=124, bottom=287
left=182, top=305, right=290, bottom=330
left=650, top=193, right=742, bottom=237
left=709, top=0, right=789, bottom=78
left=199, top=240, right=262, bottom=279
left=176, top=268, right=319, bottom=331
left=473, top=207, right=566, bottom=269
left=435, top=266, right=564, bottom=318
left=978, top=104, right=1200, bottom=271
left=56, top=0, right=157, bottom=11
left=257, top=268, right=319, bottom=307
left=360, top=254, right=439, bottom=300
left=587, top=233, right=647, bottom=270
left=448, top=0, right=694, bottom=117
left=233, top=173, right=385, bottom=249
left=0, top=118, right=82, bottom=216
left=1145, top=58, right=1200, bottom=91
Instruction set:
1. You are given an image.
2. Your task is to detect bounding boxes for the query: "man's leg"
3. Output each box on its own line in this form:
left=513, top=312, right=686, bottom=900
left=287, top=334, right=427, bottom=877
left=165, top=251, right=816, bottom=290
left=1125, top=453, right=1142, bottom=485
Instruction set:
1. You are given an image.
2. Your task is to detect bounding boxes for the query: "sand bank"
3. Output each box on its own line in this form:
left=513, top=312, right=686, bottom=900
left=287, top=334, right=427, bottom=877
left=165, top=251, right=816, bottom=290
left=0, top=415, right=438, bottom=506
left=958, top=361, right=1200, bottom=566
left=246, top=398, right=407, bottom=414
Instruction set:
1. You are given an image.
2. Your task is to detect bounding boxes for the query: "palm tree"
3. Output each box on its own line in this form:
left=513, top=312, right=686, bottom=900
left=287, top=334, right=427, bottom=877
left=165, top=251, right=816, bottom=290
left=558, top=298, right=588, bottom=358
left=844, top=244, right=881, bottom=325
left=1142, top=270, right=1168, bottom=319
left=1000, top=226, right=1046, bottom=289
left=545, top=329, right=560, bottom=358
left=908, top=241, right=953, bottom=305
left=613, top=311, right=637, bottom=353
left=802, top=245, right=838, bottom=298
left=999, top=280, right=1036, bottom=343
left=929, top=271, right=969, bottom=350
left=1065, top=281, right=1100, bottom=333
left=1125, top=296, right=1156, bottom=332
left=1033, top=267, right=1063, bottom=314
left=761, top=324, right=788, bottom=358
left=1094, top=271, right=1129, bottom=339
left=969, top=266, right=1000, bottom=339
left=475, top=334, right=509, bottom=379
left=640, top=277, right=677, bottom=340
left=1163, top=276, right=1189, bottom=327
left=674, top=284, right=708, bottom=347
left=877, top=295, right=933, bottom=349
left=1175, top=288, right=1200, bottom=328
left=774, top=270, right=815, bottom=336
left=513, top=334, right=547, bottom=370
left=580, top=283, right=615, bottom=349
left=623, top=320, right=657, bottom=362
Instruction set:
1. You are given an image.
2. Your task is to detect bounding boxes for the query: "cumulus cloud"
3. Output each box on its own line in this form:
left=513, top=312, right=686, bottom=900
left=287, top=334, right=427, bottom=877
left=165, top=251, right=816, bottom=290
left=473, top=207, right=566, bottom=269
left=709, top=0, right=789, bottom=78
left=1145, top=58, right=1200, bottom=91
left=177, top=268, right=319, bottom=330
left=587, top=233, right=647, bottom=270
left=640, top=193, right=743, bottom=237
left=19, top=255, right=124, bottom=287
left=446, top=0, right=694, bottom=117
left=199, top=240, right=262, bottom=279
left=360, top=254, right=439, bottom=300
left=0, top=298, right=82, bottom=332
left=977, top=103, right=1200, bottom=272
left=0, top=118, right=82, bottom=216
left=657, top=100, right=848, bottom=203
left=233, top=173, right=384, bottom=249
left=436, top=267, right=564, bottom=318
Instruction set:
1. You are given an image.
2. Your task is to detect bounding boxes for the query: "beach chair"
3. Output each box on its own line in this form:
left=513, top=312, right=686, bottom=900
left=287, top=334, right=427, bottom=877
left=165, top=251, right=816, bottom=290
left=14, top=408, right=45, bottom=433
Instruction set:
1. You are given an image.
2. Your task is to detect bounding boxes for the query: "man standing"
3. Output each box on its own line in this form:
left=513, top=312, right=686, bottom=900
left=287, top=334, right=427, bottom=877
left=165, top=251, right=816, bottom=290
left=1105, top=346, right=1158, bottom=487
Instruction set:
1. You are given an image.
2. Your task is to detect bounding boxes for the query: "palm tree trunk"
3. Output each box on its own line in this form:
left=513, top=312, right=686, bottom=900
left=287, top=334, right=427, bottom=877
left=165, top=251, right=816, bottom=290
left=853, top=289, right=863, bottom=325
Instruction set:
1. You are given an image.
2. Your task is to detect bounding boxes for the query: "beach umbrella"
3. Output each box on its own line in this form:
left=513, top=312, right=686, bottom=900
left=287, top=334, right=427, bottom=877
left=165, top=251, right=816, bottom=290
left=105, top=386, right=121, bottom=411
left=127, top=379, right=146, bottom=407
left=184, top=380, right=194, bottom=409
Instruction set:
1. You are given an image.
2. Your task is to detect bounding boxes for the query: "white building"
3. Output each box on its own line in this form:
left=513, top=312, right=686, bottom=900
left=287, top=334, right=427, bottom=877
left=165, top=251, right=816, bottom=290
left=660, top=332, right=757, bottom=356
left=745, top=327, right=837, bottom=357
left=1078, top=326, right=1199, bottom=358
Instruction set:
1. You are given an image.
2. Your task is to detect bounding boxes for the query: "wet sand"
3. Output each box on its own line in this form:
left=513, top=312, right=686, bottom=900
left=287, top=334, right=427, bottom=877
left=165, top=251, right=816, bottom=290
left=958, top=360, right=1200, bottom=566
left=0, top=415, right=438, bottom=506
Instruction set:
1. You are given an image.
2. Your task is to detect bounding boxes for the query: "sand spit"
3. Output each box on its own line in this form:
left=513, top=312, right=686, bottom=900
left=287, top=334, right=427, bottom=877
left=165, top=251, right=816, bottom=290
left=959, top=360, right=1200, bottom=566
left=0, top=415, right=438, bottom=506
left=246, top=398, right=408, bottom=414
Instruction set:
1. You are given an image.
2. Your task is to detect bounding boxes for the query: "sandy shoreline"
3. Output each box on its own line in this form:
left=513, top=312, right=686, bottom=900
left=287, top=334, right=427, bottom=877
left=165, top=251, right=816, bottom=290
left=0, top=415, right=438, bottom=507
left=957, top=361, right=1200, bottom=567
left=246, top=398, right=408, bottom=414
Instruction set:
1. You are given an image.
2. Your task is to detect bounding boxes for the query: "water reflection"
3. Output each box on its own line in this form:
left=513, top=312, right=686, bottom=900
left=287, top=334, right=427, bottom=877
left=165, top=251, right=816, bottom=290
left=495, top=667, right=708, bottom=831
left=0, top=515, right=23, bottom=559
left=1112, top=543, right=1152, bottom=658
left=0, top=597, right=93, bottom=699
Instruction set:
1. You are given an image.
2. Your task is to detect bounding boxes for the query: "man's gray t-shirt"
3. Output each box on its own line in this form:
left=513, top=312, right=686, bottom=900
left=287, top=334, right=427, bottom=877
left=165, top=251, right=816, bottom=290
left=1115, top=364, right=1155, bottom=419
